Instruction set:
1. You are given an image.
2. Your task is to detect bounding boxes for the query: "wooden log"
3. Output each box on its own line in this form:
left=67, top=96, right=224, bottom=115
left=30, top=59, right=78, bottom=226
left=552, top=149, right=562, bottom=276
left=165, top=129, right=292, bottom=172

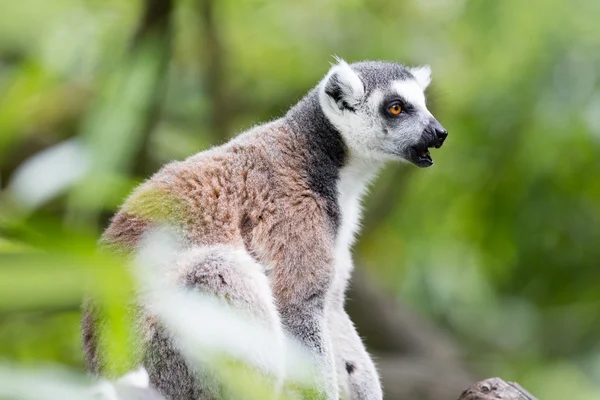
left=458, top=377, right=538, bottom=400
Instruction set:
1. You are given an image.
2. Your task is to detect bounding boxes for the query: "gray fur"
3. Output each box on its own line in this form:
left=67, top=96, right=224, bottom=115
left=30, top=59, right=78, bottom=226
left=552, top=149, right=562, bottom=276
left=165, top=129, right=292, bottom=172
left=350, top=61, right=415, bottom=93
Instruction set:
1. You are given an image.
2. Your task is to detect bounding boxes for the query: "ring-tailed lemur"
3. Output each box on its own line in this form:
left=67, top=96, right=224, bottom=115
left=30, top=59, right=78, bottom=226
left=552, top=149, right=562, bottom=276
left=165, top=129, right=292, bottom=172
left=82, top=59, right=448, bottom=400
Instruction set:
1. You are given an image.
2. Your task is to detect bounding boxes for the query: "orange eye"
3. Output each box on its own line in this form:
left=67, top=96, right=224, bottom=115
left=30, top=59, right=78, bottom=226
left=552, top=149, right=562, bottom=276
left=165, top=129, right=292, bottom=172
left=388, top=104, right=402, bottom=115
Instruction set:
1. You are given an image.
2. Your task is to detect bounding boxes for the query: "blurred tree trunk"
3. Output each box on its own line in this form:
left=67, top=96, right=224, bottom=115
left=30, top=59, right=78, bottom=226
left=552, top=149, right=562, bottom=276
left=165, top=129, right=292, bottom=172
left=131, top=0, right=174, bottom=178
left=133, top=0, right=173, bottom=45
left=198, top=0, right=230, bottom=144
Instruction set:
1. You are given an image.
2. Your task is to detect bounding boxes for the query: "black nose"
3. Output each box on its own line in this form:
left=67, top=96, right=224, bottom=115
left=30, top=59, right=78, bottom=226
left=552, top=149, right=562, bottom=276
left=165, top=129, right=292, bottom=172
left=428, top=118, right=447, bottom=142
left=436, top=128, right=448, bottom=142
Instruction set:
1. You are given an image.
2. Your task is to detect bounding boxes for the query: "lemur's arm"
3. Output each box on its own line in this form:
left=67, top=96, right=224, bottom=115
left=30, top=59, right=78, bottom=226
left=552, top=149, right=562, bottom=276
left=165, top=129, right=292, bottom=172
left=329, top=251, right=382, bottom=400
left=262, top=206, right=339, bottom=399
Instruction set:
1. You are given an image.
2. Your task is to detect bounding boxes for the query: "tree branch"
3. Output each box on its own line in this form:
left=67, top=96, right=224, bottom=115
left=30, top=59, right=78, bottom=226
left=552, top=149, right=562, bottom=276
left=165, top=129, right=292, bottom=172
left=458, top=378, right=539, bottom=400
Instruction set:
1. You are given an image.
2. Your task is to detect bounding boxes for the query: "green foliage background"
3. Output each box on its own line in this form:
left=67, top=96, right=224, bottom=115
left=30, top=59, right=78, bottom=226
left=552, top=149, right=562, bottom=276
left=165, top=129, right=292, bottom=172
left=1, top=0, right=600, bottom=399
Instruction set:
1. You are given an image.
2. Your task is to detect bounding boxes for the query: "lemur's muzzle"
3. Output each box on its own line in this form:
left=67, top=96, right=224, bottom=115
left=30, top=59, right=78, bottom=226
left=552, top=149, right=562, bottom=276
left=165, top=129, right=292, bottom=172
left=430, top=119, right=448, bottom=148
left=407, top=118, right=448, bottom=168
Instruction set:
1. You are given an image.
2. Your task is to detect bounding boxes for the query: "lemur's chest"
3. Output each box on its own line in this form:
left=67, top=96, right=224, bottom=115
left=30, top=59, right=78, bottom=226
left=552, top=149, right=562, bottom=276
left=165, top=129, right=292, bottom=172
left=335, top=191, right=362, bottom=255
left=333, top=161, right=378, bottom=279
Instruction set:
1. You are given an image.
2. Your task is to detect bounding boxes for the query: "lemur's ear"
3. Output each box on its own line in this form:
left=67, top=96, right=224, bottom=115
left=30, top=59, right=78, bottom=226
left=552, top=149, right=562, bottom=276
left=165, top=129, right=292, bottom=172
left=322, top=58, right=365, bottom=112
left=409, top=65, right=432, bottom=89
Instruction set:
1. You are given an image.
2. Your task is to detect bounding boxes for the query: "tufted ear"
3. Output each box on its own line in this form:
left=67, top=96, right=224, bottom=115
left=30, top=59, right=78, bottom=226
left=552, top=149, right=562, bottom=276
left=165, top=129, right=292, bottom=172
left=409, top=65, right=432, bottom=89
left=322, top=58, right=365, bottom=112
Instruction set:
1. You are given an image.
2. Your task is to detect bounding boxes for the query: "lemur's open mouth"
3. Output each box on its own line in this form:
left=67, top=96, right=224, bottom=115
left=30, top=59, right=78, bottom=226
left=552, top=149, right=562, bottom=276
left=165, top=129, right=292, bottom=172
left=408, top=144, right=435, bottom=168
left=406, top=126, right=447, bottom=168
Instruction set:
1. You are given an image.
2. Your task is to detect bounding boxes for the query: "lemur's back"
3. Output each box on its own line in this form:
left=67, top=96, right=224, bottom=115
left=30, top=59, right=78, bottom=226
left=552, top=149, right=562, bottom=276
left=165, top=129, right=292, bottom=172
left=103, top=119, right=329, bottom=253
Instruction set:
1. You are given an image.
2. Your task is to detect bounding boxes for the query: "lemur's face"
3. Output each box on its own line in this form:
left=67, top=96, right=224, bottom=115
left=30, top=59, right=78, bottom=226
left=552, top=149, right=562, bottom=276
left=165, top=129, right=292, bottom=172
left=319, top=60, right=447, bottom=167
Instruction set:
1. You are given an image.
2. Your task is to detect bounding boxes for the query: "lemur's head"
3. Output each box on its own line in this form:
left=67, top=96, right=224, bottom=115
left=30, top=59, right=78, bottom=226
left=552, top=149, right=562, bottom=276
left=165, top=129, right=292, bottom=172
left=319, top=59, right=447, bottom=167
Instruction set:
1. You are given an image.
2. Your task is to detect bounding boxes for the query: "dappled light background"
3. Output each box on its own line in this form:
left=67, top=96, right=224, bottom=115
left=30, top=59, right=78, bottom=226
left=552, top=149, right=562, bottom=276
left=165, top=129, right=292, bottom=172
left=1, top=0, right=600, bottom=399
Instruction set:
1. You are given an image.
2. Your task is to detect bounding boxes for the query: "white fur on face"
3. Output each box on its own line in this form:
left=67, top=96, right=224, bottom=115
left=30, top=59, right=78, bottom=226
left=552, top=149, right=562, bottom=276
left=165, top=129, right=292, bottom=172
left=391, top=80, right=428, bottom=111
left=320, top=88, right=388, bottom=161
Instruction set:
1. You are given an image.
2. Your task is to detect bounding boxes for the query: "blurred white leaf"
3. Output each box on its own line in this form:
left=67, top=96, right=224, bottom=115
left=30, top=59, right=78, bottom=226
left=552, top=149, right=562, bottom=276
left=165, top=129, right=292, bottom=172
left=8, top=139, right=89, bottom=209
left=0, top=364, right=165, bottom=400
